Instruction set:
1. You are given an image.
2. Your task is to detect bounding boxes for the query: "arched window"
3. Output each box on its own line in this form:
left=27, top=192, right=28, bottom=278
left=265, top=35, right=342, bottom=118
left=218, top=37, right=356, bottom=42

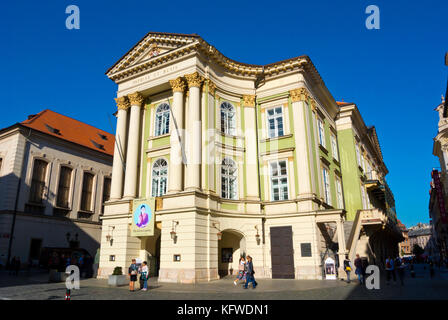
left=220, top=102, right=236, bottom=135
left=221, top=158, right=237, bottom=200
left=152, top=159, right=168, bottom=197
left=154, top=103, right=170, bottom=136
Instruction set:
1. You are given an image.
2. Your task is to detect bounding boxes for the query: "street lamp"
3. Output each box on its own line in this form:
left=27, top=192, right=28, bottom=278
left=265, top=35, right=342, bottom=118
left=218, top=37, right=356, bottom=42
left=170, top=221, right=179, bottom=241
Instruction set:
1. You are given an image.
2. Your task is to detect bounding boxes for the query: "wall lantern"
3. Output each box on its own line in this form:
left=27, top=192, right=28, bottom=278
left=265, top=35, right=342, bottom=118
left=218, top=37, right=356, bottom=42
left=212, top=222, right=222, bottom=240
left=171, top=221, right=179, bottom=241
left=255, top=225, right=261, bottom=245
left=106, top=226, right=115, bottom=245
left=217, top=231, right=223, bottom=241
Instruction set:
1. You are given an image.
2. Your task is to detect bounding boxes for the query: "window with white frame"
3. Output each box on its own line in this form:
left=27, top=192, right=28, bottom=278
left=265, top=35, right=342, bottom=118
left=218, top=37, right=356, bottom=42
left=151, top=159, right=168, bottom=197
left=322, top=167, right=331, bottom=205
left=335, top=178, right=343, bottom=209
left=361, top=185, right=368, bottom=209
left=355, top=144, right=361, bottom=167
left=154, top=103, right=170, bottom=136
left=220, top=102, right=236, bottom=135
left=318, top=118, right=326, bottom=148
left=221, top=158, right=237, bottom=200
left=331, top=134, right=339, bottom=161
left=266, top=107, right=284, bottom=138
left=270, top=160, right=288, bottom=201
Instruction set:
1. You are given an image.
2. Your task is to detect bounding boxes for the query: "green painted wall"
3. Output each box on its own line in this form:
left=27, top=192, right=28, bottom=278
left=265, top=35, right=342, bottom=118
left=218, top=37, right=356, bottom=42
left=337, top=128, right=363, bottom=221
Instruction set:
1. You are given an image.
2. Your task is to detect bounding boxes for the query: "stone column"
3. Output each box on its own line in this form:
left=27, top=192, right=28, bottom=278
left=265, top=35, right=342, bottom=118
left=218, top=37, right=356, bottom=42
left=184, top=72, right=204, bottom=191
left=336, top=217, right=347, bottom=277
left=168, top=77, right=186, bottom=193
left=123, top=92, right=144, bottom=199
left=243, top=94, right=259, bottom=200
left=290, top=88, right=314, bottom=210
left=110, top=96, right=130, bottom=200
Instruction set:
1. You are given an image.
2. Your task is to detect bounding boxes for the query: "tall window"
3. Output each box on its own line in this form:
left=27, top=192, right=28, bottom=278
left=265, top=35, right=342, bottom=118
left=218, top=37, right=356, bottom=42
left=335, top=178, right=343, bottom=209
left=267, top=107, right=284, bottom=138
left=270, top=160, right=288, bottom=201
left=56, top=166, right=72, bottom=208
left=221, top=158, right=237, bottom=200
left=331, top=134, right=339, bottom=161
left=154, top=103, right=170, bottom=136
left=80, top=172, right=94, bottom=212
left=102, top=177, right=111, bottom=213
left=361, top=186, right=368, bottom=209
left=355, top=144, right=361, bottom=167
left=29, top=159, right=48, bottom=203
left=152, top=159, right=168, bottom=197
left=318, top=118, right=326, bottom=147
left=322, top=167, right=331, bottom=205
left=220, top=102, right=236, bottom=135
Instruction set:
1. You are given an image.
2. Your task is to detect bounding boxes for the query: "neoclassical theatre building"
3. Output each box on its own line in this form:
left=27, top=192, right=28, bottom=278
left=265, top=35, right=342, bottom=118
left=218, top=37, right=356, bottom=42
left=98, top=32, right=350, bottom=283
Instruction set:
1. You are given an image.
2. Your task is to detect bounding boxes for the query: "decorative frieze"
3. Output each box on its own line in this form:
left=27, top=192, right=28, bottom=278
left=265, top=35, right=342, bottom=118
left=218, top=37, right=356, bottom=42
left=185, top=72, right=204, bottom=88
left=115, top=96, right=130, bottom=110
left=128, top=92, right=144, bottom=106
left=169, top=77, right=186, bottom=92
left=242, top=94, right=256, bottom=107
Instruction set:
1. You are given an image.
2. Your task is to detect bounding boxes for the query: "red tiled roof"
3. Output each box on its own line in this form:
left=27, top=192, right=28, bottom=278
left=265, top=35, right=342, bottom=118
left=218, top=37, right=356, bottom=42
left=336, top=101, right=353, bottom=106
left=21, top=109, right=115, bottom=156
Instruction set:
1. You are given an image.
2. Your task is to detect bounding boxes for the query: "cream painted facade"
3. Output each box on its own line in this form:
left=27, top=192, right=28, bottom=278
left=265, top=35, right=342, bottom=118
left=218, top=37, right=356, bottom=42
left=98, top=32, right=349, bottom=283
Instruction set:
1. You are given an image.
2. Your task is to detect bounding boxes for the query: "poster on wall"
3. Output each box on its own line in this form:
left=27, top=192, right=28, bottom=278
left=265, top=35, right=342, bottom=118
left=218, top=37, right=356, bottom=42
left=131, top=198, right=155, bottom=237
left=325, top=257, right=336, bottom=280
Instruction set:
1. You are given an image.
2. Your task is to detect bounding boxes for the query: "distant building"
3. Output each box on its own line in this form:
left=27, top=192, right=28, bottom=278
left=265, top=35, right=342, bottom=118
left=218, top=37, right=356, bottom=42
left=408, top=223, right=437, bottom=257
left=0, top=110, right=114, bottom=268
left=397, top=220, right=411, bottom=256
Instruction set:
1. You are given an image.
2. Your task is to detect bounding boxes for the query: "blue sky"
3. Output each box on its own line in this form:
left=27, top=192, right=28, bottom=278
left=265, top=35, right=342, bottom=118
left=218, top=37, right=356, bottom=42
left=2, top=0, right=447, bottom=227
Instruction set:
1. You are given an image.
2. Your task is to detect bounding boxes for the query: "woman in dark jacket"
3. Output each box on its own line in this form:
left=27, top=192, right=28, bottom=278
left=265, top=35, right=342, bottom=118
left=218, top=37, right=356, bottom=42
left=128, top=259, right=138, bottom=292
left=244, top=256, right=257, bottom=289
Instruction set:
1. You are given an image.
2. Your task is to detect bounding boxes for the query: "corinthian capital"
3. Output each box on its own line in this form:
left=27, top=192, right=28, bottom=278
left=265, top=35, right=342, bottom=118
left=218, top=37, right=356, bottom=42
left=242, top=94, right=256, bottom=107
left=115, top=96, right=130, bottom=110
left=128, top=92, right=144, bottom=106
left=207, top=80, right=216, bottom=96
left=185, top=72, right=204, bottom=88
left=290, top=88, right=309, bottom=103
left=169, top=77, right=186, bottom=93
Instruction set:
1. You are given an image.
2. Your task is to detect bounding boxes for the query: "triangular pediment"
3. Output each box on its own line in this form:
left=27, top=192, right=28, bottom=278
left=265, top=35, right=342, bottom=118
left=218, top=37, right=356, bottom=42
left=106, top=32, right=200, bottom=77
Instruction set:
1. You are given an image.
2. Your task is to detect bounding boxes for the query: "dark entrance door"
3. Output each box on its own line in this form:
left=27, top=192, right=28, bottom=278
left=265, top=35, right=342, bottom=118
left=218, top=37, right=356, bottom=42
left=270, top=226, right=295, bottom=279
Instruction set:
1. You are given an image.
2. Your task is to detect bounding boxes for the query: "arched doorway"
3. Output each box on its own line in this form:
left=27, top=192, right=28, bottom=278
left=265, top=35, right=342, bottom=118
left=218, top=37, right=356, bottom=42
left=217, top=229, right=245, bottom=278
left=142, top=227, right=161, bottom=277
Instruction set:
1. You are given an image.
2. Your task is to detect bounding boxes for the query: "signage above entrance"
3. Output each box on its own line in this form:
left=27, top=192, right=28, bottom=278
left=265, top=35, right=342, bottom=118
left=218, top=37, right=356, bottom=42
left=131, top=198, right=155, bottom=237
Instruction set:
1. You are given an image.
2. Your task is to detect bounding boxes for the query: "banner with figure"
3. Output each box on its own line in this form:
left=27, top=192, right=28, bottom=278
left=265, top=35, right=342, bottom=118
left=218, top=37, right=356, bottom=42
left=131, top=198, right=155, bottom=237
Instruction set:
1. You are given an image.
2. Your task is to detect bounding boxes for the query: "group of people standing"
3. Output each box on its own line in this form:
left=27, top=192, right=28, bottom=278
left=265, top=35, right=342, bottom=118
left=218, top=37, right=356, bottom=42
left=343, top=254, right=407, bottom=285
left=233, top=255, right=257, bottom=289
left=128, top=259, right=149, bottom=292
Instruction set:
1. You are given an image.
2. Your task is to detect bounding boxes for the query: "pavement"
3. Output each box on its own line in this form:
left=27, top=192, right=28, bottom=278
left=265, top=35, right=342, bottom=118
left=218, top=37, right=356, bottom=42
left=0, top=263, right=447, bottom=300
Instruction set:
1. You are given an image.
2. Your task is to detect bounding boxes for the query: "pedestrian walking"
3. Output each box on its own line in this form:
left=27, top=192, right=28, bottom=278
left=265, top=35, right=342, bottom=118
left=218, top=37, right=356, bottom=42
left=244, top=256, right=257, bottom=289
left=354, top=254, right=363, bottom=284
left=343, top=255, right=352, bottom=283
left=385, top=256, right=396, bottom=285
left=128, top=259, right=138, bottom=292
left=395, top=257, right=405, bottom=286
left=234, top=256, right=246, bottom=286
left=141, top=261, right=149, bottom=291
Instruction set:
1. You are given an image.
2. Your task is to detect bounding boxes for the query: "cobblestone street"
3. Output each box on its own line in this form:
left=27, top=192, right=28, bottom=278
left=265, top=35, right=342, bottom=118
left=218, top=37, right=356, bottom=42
left=0, top=264, right=447, bottom=300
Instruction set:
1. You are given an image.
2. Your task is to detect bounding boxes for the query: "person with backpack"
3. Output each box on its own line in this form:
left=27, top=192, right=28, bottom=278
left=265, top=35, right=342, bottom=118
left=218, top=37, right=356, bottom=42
left=128, top=259, right=138, bottom=292
left=343, top=255, right=352, bottom=283
left=385, top=256, right=396, bottom=285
